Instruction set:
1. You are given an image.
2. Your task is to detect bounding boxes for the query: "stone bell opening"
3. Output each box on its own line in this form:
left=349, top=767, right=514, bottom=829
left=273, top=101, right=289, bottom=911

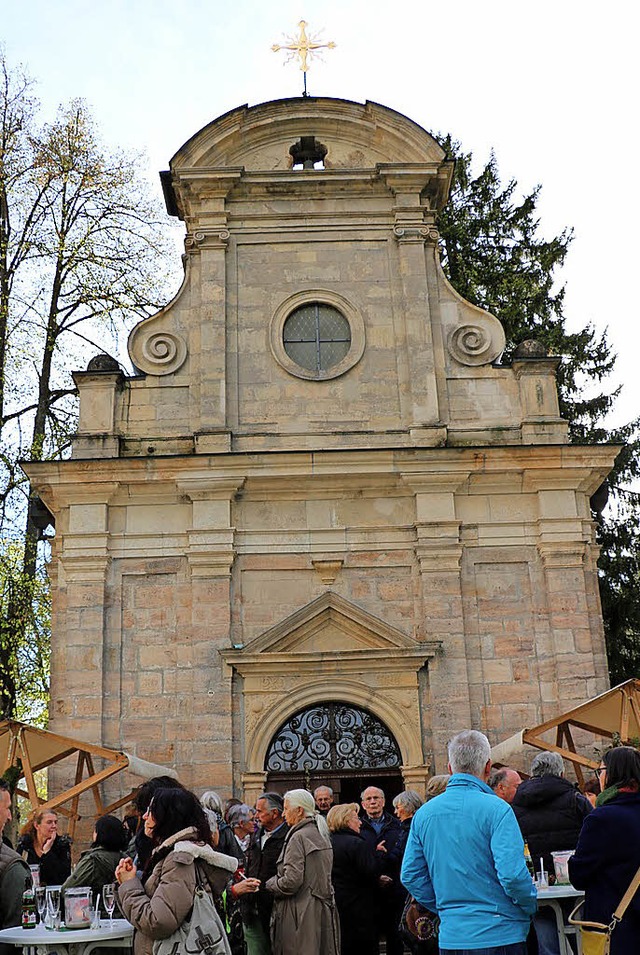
left=264, top=701, right=403, bottom=805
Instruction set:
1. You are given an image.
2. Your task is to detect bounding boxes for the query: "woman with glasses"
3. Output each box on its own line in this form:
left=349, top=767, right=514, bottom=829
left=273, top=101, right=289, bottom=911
left=569, top=746, right=640, bottom=953
left=115, top=787, right=259, bottom=955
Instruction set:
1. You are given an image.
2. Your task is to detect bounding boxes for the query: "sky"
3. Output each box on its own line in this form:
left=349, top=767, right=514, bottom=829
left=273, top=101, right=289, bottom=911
left=2, top=0, right=638, bottom=426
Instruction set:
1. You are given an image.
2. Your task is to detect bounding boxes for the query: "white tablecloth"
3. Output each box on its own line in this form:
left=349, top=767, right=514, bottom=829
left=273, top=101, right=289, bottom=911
left=0, top=918, right=133, bottom=955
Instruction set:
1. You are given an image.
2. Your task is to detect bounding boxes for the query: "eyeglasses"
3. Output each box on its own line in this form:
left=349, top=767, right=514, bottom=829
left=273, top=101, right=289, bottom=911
left=598, top=766, right=606, bottom=773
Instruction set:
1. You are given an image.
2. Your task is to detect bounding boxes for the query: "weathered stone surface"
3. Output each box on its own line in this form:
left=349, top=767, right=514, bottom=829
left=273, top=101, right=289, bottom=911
left=25, top=97, right=619, bottom=810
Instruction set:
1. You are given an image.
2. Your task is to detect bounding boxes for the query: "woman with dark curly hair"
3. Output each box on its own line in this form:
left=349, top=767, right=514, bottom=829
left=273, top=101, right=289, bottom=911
left=115, top=787, right=260, bottom=955
left=569, top=746, right=640, bottom=954
left=17, top=809, right=71, bottom=886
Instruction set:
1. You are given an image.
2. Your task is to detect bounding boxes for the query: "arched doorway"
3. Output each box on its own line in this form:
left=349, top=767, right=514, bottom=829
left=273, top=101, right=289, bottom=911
left=264, top=701, right=403, bottom=806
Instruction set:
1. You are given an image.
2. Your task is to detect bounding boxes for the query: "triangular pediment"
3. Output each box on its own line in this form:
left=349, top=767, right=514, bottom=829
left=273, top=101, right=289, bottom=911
left=241, top=592, right=415, bottom=655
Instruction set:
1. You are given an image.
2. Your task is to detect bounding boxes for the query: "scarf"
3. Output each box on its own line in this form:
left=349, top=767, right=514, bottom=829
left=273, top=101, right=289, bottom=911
left=596, top=783, right=638, bottom=807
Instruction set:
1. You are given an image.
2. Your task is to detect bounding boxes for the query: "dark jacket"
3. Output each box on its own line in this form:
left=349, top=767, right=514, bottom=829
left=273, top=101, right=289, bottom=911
left=396, top=816, right=412, bottom=863
left=330, top=828, right=379, bottom=955
left=0, top=842, right=31, bottom=955
left=62, top=845, right=125, bottom=913
left=17, top=832, right=71, bottom=886
left=240, top=821, right=288, bottom=932
left=358, top=809, right=402, bottom=875
left=359, top=808, right=404, bottom=898
left=569, top=791, right=640, bottom=955
left=216, top=823, right=237, bottom=860
left=512, top=774, right=591, bottom=874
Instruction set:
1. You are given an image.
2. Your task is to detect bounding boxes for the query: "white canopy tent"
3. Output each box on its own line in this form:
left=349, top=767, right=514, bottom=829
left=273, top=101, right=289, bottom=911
left=490, top=679, right=640, bottom=788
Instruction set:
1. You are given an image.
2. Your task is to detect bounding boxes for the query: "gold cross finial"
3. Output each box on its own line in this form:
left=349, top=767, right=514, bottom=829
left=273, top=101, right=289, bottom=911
left=272, top=20, right=336, bottom=95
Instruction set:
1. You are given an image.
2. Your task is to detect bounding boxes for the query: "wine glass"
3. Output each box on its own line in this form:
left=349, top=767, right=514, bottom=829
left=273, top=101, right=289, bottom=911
left=102, top=884, right=116, bottom=928
left=35, top=886, right=47, bottom=924
left=46, top=887, right=61, bottom=930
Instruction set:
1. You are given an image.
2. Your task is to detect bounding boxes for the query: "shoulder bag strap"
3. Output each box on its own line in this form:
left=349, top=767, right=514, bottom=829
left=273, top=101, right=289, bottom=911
left=612, top=865, right=640, bottom=922
left=193, top=860, right=207, bottom=890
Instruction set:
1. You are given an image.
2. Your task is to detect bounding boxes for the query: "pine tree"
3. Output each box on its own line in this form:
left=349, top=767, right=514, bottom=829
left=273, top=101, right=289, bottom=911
left=436, top=135, right=640, bottom=683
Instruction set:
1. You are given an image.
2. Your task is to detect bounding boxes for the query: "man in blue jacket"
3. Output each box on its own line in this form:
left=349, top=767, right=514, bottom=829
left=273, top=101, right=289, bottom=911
left=401, top=730, right=537, bottom=954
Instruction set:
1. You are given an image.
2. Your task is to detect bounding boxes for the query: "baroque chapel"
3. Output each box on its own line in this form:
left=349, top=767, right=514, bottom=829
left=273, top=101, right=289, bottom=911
left=27, top=97, right=616, bottom=803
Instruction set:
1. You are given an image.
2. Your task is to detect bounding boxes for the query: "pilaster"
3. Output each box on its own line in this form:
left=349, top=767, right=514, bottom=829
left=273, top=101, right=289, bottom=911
left=242, top=771, right=268, bottom=804
left=177, top=476, right=245, bottom=577
left=380, top=169, right=441, bottom=428
left=402, top=474, right=471, bottom=760
left=401, top=763, right=433, bottom=798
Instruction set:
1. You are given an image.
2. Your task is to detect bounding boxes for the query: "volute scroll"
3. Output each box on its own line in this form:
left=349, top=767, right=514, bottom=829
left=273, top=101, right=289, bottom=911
left=129, top=325, right=188, bottom=376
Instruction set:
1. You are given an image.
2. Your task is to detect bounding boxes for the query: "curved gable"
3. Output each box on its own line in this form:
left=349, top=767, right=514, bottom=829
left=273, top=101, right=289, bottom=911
left=169, top=97, right=446, bottom=172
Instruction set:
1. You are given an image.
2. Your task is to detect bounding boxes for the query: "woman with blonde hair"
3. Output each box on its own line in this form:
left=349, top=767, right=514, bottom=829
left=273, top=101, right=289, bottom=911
left=266, top=789, right=339, bottom=955
left=327, top=802, right=379, bottom=955
left=17, top=809, right=71, bottom=886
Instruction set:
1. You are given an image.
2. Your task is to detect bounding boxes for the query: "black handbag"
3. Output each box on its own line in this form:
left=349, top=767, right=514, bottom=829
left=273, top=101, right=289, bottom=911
left=399, top=894, right=439, bottom=953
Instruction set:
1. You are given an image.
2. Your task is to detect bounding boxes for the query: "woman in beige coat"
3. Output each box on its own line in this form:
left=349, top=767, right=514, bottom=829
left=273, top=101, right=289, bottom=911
left=116, top=788, right=260, bottom=955
left=266, top=789, right=340, bottom=955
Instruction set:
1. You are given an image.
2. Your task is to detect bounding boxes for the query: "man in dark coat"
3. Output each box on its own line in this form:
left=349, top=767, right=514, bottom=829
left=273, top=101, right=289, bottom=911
left=359, top=785, right=403, bottom=955
left=241, top=791, right=288, bottom=955
left=512, top=751, right=591, bottom=955
left=0, top=781, right=30, bottom=955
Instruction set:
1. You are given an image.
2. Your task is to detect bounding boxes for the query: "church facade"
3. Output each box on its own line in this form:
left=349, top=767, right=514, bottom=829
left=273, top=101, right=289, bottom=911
left=27, top=98, right=616, bottom=803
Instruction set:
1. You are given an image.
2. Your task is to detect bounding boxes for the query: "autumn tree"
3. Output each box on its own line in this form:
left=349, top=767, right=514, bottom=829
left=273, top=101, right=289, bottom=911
left=436, top=135, right=640, bottom=682
left=0, top=53, right=177, bottom=717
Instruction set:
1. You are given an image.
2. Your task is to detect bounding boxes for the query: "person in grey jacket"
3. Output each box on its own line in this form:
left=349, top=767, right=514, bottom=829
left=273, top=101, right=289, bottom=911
left=116, top=788, right=259, bottom=955
left=0, top=781, right=30, bottom=955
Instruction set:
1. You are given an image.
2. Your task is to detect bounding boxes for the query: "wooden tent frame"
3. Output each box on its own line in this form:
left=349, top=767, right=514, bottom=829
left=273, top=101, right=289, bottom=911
left=0, top=721, right=169, bottom=838
left=492, top=679, right=640, bottom=789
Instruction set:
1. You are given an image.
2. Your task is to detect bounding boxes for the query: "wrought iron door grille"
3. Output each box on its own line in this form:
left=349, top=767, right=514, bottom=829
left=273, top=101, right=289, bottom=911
left=265, top=702, right=401, bottom=772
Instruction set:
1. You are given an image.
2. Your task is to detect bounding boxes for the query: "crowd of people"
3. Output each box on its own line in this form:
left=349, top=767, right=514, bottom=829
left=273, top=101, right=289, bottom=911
left=1, top=737, right=640, bottom=955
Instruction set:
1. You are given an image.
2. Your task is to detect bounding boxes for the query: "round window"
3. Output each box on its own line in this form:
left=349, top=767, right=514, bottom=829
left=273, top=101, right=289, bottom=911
left=270, top=290, right=365, bottom=381
left=283, top=304, right=351, bottom=374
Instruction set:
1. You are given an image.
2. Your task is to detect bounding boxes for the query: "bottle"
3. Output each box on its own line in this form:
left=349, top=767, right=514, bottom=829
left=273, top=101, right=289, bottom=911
left=524, top=841, right=535, bottom=881
left=22, top=888, right=37, bottom=929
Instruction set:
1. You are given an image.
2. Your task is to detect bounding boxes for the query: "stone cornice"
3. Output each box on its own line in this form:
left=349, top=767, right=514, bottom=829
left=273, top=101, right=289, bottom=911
left=222, top=647, right=441, bottom=677
left=24, top=444, right=622, bottom=500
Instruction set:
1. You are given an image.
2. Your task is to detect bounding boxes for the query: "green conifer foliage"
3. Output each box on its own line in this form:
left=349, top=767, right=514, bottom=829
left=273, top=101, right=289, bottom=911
left=436, top=135, right=640, bottom=683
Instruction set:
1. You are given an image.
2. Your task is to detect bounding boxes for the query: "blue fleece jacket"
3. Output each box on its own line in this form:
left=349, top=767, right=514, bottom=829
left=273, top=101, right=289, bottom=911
left=400, top=773, right=537, bottom=949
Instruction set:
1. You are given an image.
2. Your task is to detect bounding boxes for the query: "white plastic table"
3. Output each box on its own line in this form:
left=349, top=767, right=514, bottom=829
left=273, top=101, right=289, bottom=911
left=537, top=884, right=584, bottom=955
left=0, top=918, right=133, bottom=955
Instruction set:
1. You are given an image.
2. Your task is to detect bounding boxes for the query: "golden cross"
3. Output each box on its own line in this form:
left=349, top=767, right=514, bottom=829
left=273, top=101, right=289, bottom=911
left=272, top=20, right=336, bottom=94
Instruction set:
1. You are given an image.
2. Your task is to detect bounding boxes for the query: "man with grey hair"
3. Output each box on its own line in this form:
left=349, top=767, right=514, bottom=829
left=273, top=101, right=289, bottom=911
left=359, top=785, right=403, bottom=955
left=241, top=792, right=287, bottom=955
left=401, top=730, right=536, bottom=954
left=512, top=750, right=591, bottom=955
left=313, top=785, right=334, bottom=815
